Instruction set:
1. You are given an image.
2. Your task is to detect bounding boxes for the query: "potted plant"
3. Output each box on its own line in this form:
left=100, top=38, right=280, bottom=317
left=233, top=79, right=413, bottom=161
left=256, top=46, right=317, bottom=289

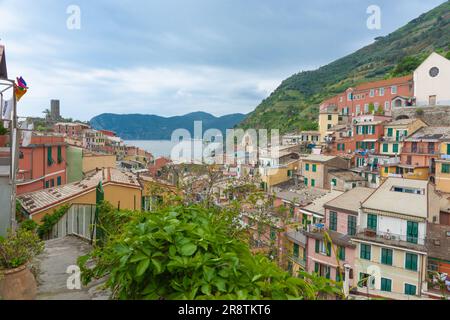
left=0, top=228, right=44, bottom=300
left=0, top=122, right=8, bottom=147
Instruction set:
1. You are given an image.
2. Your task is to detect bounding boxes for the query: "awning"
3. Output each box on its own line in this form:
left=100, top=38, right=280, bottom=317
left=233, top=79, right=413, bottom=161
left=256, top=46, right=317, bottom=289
left=363, top=139, right=377, bottom=142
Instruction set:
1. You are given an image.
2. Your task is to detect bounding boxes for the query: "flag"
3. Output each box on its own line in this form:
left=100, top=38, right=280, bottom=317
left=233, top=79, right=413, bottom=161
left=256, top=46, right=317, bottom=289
left=15, top=76, right=28, bottom=102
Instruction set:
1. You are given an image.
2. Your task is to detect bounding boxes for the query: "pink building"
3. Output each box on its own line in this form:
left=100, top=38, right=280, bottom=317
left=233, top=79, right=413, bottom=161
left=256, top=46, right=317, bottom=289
left=53, top=122, right=90, bottom=138
left=305, top=187, right=374, bottom=286
left=17, top=135, right=67, bottom=195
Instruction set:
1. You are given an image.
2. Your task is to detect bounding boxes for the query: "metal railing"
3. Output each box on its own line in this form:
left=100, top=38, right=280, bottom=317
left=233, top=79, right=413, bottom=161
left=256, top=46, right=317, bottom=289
left=289, top=255, right=307, bottom=268
left=49, top=204, right=97, bottom=241
left=356, top=227, right=425, bottom=246
left=402, top=147, right=437, bottom=155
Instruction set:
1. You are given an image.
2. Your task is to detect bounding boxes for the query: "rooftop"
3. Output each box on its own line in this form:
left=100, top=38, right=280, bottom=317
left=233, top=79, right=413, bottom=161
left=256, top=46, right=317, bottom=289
left=324, top=187, right=375, bottom=213
left=328, top=170, right=367, bottom=182
left=18, top=168, right=141, bottom=215
left=354, top=75, right=413, bottom=91
left=273, top=188, right=328, bottom=206
left=406, top=126, right=450, bottom=142
left=301, top=190, right=344, bottom=216
left=361, top=178, right=429, bottom=218
left=301, top=154, right=337, bottom=163
left=384, top=118, right=421, bottom=127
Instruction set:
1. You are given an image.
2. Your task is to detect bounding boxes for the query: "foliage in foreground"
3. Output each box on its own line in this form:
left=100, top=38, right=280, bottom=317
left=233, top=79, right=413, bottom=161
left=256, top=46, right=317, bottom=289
left=0, top=228, right=44, bottom=270
left=79, top=204, right=342, bottom=300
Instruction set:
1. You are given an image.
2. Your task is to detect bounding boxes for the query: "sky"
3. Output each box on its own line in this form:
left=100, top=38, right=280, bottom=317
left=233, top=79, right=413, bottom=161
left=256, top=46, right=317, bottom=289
left=0, top=0, right=446, bottom=121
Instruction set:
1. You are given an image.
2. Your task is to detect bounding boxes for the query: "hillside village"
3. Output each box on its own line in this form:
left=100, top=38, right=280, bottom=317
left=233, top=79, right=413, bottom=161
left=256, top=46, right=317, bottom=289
left=1, top=45, right=450, bottom=300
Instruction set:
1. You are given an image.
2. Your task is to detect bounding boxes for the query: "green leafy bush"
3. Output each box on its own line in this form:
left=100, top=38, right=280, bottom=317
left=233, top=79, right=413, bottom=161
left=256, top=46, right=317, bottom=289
left=37, top=205, right=70, bottom=239
left=79, top=205, right=342, bottom=300
left=20, top=219, right=38, bottom=232
left=0, top=229, right=44, bottom=269
left=0, top=122, right=8, bottom=136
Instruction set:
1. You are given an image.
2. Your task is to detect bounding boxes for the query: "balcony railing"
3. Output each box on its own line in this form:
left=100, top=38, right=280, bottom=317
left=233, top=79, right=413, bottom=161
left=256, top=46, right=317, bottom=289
left=289, top=255, right=306, bottom=268
left=355, top=227, right=425, bottom=246
left=402, top=147, right=437, bottom=155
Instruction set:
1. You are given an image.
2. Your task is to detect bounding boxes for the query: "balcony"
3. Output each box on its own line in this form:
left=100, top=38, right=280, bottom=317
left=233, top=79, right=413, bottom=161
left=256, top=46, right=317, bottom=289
left=16, top=170, right=33, bottom=182
left=288, top=255, right=307, bottom=268
left=354, top=228, right=426, bottom=251
left=402, top=147, right=437, bottom=155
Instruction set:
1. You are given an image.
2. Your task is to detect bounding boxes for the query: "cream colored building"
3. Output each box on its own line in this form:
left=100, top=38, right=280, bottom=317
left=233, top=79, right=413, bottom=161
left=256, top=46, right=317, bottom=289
left=352, top=178, right=441, bottom=299
left=379, top=118, right=427, bottom=156
left=413, top=52, right=450, bottom=106
left=319, top=111, right=339, bottom=143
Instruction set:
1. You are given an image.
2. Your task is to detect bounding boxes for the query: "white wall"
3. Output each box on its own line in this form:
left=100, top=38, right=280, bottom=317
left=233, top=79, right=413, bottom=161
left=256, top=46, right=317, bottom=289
left=414, top=53, right=450, bottom=106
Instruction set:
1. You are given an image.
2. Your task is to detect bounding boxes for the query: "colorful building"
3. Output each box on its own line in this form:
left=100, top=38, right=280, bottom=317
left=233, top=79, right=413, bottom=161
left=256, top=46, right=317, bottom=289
left=300, top=155, right=349, bottom=190
left=352, top=178, right=440, bottom=299
left=53, top=122, right=90, bottom=138
left=17, top=135, right=67, bottom=195
left=17, top=168, right=142, bottom=223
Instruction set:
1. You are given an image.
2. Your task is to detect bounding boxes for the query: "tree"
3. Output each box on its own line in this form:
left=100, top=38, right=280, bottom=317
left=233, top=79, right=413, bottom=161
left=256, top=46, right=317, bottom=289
left=78, top=204, right=342, bottom=300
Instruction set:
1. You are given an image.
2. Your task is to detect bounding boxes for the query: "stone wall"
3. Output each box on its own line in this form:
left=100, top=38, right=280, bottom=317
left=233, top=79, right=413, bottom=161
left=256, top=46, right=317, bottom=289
left=392, top=105, right=450, bottom=126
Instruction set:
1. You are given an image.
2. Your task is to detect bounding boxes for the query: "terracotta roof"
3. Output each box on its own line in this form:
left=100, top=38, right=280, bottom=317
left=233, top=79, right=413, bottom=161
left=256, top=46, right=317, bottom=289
left=355, top=75, right=412, bottom=91
left=406, top=126, right=450, bottom=142
left=18, top=168, right=141, bottom=215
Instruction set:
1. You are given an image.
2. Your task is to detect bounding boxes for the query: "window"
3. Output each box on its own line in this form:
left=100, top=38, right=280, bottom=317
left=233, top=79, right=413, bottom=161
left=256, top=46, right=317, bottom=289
left=381, top=248, right=393, bottom=265
left=367, top=214, right=377, bottom=231
left=312, top=164, right=317, bottom=172
left=391, top=86, right=397, bottom=94
left=311, top=179, right=316, bottom=187
left=404, top=283, right=416, bottom=296
left=407, top=221, right=419, bottom=244
left=405, top=253, right=418, bottom=271
left=348, top=215, right=357, bottom=236
left=442, top=164, right=450, bottom=174
left=293, top=243, right=299, bottom=258
left=45, top=180, right=50, bottom=189
left=384, top=101, right=390, bottom=111
left=387, top=128, right=393, bottom=137
left=50, top=179, right=55, bottom=188
left=316, top=240, right=331, bottom=256
left=331, top=178, right=337, bottom=187
left=305, top=163, right=310, bottom=171
left=384, top=167, right=389, bottom=174
left=328, top=115, right=332, bottom=121
left=329, top=211, right=337, bottom=231
left=383, top=144, right=388, bottom=153
left=270, top=227, right=276, bottom=241
left=370, top=89, right=375, bottom=97
left=338, top=246, right=346, bottom=260
left=360, top=244, right=371, bottom=260
left=57, top=146, right=63, bottom=164
left=287, top=170, right=293, bottom=177
left=347, top=93, right=352, bottom=101
left=381, top=278, right=392, bottom=292
left=57, top=176, right=62, bottom=186
left=393, top=144, right=399, bottom=153
left=304, top=178, right=308, bottom=186
left=379, top=87, right=385, bottom=96
left=47, top=147, right=53, bottom=166
left=447, top=144, right=450, bottom=156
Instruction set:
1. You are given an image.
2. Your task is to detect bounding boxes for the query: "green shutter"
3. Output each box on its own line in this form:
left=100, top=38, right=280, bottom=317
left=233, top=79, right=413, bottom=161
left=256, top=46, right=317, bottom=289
left=384, top=166, right=389, bottom=174
left=326, top=242, right=332, bottom=257
left=383, top=144, right=388, bottom=153
left=57, top=146, right=62, bottom=164
left=339, top=246, right=346, bottom=260
left=442, top=164, right=450, bottom=174
left=329, top=211, right=337, bottom=231
left=314, top=262, right=319, bottom=273
left=407, top=221, right=418, bottom=244
left=57, top=176, right=62, bottom=186
left=387, top=128, right=393, bottom=137
left=447, top=144, right=450, bottom=155
left=47, top=147, right=53, bottom=166
left=311, top=179, right=316, bottom=187
left=367, top=214, right=377, bottom=231
left=381, top=248, right=393, bottom=265
left=405, top=253, right=418, bottom=271
left=381, top=278, right=392, bottom=292
left=347, top=215, right=356, bottom=236
left=361, top=244, right=371, bottom=260
left=305, top=163, right=310, bottom=171
left=315, top=239, right=320, bottom=253
left=312, top=164, right=317, bottom=172
left=404, top=284, right=416, bottom=296
left=304, top=178, right=308, bottom=186
left=393, top=144, right=399, bottom=153
left=293, top=243, right=299, bottom=258
left=332, top=179, right=337, bottom=186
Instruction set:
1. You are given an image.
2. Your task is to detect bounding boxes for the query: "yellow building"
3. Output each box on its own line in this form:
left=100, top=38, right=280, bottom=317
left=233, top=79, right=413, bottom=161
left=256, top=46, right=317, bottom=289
left=82, top=151, right=117, bottom=174
left=18, top=168, right=142, bottom=223
left=319, top=111, right=339, bottom=143
left=139, top=175, right=181, bottom=210
left=260, top=160, right=299, bottom=190
left=380, top=165, right=429, bottom=181
left=435, top=141, right=450, bottom=193
left=300, top=155, right=349, bottom=189
left=379, top=118, right=427, bottom=156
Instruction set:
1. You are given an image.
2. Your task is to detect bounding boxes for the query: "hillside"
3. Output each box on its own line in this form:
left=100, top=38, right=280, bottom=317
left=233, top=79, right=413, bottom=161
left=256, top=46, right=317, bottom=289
left=90, top=112, right=246, bottom=140
left=239, top=1, right=450, bottom=133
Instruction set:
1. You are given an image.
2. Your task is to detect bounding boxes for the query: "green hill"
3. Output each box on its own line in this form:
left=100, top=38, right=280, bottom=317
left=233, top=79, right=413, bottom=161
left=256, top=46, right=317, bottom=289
left=239, top=1, right=450, bottom=133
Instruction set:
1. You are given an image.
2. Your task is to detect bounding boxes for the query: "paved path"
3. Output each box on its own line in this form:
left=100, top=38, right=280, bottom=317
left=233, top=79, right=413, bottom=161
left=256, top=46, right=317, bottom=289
left=36, top=236, right=110, bottom=300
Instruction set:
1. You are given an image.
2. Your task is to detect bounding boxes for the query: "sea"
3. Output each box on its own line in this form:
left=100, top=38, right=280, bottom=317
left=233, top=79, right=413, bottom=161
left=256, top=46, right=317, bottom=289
left=124, top=140, right=176, bottom=158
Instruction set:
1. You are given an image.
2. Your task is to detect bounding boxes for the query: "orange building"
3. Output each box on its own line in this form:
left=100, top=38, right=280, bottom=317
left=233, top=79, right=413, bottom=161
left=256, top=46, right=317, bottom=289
left=17, top=135, right=67, bottom=195
left=53, top=122, right=90, bottom=138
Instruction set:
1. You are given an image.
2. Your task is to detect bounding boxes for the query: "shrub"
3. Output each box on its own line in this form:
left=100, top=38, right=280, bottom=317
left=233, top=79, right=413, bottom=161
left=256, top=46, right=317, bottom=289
left=20, top=219, right=38, bottom=232
left=37, top=205, right=70, bottom=239
left=0, top=229, right=44, bottom=270
left=79, top=205, right=342, bottom=300
left=0, top=122, right=8, bottom=136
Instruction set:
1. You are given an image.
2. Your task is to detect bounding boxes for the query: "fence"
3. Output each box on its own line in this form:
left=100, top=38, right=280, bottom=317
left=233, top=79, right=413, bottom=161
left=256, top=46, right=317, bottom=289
left=49, top=204, right=97, bottom=241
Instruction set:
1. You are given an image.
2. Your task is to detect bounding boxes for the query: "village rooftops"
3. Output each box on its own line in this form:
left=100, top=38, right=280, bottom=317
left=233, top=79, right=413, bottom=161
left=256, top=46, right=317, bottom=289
left=405, top=126, right=450, bottom=142
left=361, top=178, right=429, bottom=219
left=324, top=187, right=375, bottom=214
left=384, top=118, right=424, bottom=127
left=328, top=170, right=367, bottom=183
left=17, top=168, right=141, bottom=215
left=354, top=74, right=413, bottom=92
left=55, top=122, right=90, bottom=127
left=273, top=188, right=328, bottom=207
left=300, top=189, right=344, bottom=217
left=300, top=154, right=337, bottom=163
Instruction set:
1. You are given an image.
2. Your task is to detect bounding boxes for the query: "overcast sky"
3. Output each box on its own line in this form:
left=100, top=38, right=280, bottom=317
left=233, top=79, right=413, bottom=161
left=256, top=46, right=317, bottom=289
left=0, top=0, right=446, bottom=120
